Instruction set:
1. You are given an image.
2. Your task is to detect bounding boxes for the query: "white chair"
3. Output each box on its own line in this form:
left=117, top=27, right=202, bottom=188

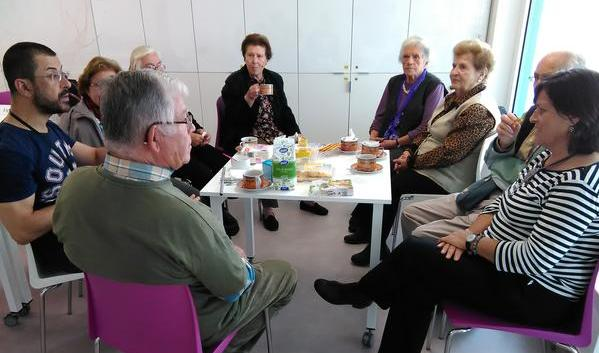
left=0, top=224, right=32, bottom=326
left=25, top=244, right=83, bottom=353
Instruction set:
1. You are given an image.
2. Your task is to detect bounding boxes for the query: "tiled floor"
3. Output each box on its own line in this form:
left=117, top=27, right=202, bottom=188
left=0, top=200, right=595, bottom=353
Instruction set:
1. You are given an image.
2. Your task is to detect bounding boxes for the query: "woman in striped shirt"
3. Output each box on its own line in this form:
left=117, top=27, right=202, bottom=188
left=314, top=68, right=599, bottom=353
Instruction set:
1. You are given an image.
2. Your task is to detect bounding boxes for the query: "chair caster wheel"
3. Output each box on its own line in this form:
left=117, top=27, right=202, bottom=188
left=3, top=313, right=19, bottom=327
left=362, top=329, right=374, bottom=347
left=18, top=301, right=32, bottom=316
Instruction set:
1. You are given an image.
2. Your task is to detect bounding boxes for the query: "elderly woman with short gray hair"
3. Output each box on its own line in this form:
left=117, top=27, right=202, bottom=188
left=346, top=36, right=446, bottom=245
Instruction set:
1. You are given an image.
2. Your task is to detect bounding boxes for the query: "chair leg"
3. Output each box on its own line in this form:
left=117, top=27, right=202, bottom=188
left=444, top=328, right=471, bottom=353
left=553, top=342, right=579, bottom=353
left=439, top=311, right=447, bottom=339
left=390, top=210, right=400, bottom=250
left=40, top=284, right=60, bottom=353
left=425, top=305, right=438, bottom=351
left=78, top=279, right=83, bottom=298
left=264, top=308, right=273, bottom=353
left=94, top=337, right=100, bottom=353
left=67, top=282, right=73, bottom=315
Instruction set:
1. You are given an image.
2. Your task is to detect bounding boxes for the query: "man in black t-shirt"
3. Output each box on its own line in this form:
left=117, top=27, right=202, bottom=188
left=0, top=42, right=106, bottom=274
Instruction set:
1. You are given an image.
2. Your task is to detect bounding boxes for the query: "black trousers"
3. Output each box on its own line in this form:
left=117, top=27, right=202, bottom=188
left=351, top=168, right=448, bottom=245
left=358, top=236, right=582, bottom=353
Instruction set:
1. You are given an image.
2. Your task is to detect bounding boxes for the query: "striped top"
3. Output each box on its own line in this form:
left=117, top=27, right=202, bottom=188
left=482, top=150, right=599, bottom=300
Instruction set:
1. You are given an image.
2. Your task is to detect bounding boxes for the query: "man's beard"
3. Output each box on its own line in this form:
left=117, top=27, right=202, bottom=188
left=33, top=88, right=70, bottom=115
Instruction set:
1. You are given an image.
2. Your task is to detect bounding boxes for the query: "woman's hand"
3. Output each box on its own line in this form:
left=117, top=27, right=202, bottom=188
left=438, top=229, right=468, bottom=261
left=496, top=113, right=521, bottom=151
left=244, top=83, right=260, bottom=106
left=380, top=139, right=397, bottom=149
left=393, top=151, right=411, bottom=171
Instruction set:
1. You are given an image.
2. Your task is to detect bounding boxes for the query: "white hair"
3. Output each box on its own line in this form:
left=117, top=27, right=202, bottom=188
left=129, top=45, right=160, bottom=71
left=399, top=36, right=430, bottom=63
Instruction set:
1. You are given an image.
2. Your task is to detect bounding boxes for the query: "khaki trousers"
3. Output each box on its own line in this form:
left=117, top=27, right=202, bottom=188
left=400, top=191, right=501, bottom=239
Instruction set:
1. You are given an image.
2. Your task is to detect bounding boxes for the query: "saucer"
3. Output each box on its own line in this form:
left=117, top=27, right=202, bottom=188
left=237, top=179, right=272, bottom=192
left=350, top=163, right=383, bottom=174
left=339, top=148, right=360, bottom=154
left=376, top=150, right=387, bottom=160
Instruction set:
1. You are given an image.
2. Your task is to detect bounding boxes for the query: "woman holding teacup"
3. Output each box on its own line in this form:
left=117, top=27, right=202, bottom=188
left=369, top=36, right=446, bottom=150
left=347, top=39, right=501, bottom=266
left=221, top=33, right=328, bottom=231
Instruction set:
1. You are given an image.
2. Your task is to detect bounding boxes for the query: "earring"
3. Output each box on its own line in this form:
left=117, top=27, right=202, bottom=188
left=569, top=125, right=575, bottom=134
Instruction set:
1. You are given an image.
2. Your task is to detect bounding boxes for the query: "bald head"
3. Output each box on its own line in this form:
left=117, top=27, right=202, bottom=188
left=533, top=51, right=585, bottom=87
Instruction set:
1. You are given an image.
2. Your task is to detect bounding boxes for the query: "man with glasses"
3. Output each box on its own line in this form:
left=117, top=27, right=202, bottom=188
left=0, top=42, right=106, bottom=276
left=129, top=45, right=240, bottom=236
left=400, top=51, right=585, bottom=239
left=54, top=70, right=297, bottom=352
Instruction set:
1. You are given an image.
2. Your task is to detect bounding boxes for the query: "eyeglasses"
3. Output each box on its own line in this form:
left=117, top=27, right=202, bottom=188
left=37, top=70, right=70, bottom=83
left=143, top=62, right=166, bottom=71
left=144, top=110, right=194, bottom=141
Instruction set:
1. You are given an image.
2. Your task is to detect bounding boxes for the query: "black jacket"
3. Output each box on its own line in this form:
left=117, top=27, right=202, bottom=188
left=221, top=65, right=300, bottom=155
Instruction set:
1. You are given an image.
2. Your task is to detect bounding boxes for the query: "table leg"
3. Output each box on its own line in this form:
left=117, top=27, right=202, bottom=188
left=243, top=198, right=256, bottom=262
left=210, top=196, right=225, bottom=222
left=366, top=203, right=383, bottom=330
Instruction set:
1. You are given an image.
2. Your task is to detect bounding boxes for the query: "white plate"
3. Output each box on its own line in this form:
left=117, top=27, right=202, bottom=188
left=350, top=163, right=383, bottom=174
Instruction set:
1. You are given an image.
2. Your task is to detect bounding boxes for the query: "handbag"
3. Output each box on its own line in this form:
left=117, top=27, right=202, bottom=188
left=455, top=175, right=499, bottom=212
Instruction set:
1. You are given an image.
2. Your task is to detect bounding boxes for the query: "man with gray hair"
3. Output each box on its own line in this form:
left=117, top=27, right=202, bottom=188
left=53, top=70, right=297, bottom=352
left=401, top=51, right=585, bottom=239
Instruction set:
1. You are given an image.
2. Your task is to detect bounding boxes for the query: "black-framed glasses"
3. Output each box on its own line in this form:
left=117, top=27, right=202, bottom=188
left=144, top=111, right=193, bottom=141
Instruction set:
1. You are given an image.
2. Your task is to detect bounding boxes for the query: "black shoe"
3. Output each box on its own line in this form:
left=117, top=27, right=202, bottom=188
left=343, top=232, right=369, bottom=244
left=263, top=214, right=279, bottom=231
left=314, top=279, right=372, bottom=309
left=351, top=244, right=390, bottom=267
left=222, top=209, right=240, bottom=237
left=299, top=201, right=329, bottom=216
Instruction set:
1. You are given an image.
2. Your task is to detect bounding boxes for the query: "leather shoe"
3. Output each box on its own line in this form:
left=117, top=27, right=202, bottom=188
left=222, top=209, right=239, bottom=237
left=351, top=244, right=390, bottom=267
left=299, top=201, right=328, bottom=216
left=314, top=279, right=372, bottom=309
left=343, top=232, right=369, bottom=244
left=263, top=214, right=279, bottom=231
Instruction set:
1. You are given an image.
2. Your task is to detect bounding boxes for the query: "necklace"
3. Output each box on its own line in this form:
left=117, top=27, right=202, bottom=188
left=9, top=110, right=41, bottom=133
left=401, top=81, right=410, bottom=95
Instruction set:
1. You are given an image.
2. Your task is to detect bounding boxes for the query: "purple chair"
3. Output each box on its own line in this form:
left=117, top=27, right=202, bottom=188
left=443, top=263, right=599, bottom=353
left=84, top=273, right=237, bottom=353
left=0, top=90, right=11, bottom=105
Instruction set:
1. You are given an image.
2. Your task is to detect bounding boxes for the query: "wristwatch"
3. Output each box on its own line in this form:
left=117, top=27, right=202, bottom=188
left=464, top=230, right=477, bottom=255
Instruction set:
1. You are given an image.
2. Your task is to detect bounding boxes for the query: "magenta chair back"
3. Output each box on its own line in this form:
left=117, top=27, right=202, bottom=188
left=85, top=273, right=236, bottom=353
left=443, top=262, right=599, bottom=353
left=0, top=91, right=11, bottom=105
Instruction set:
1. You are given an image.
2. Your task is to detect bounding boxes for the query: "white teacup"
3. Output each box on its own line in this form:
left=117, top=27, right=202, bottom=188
left=242, top=169, right=265, bottom=189
left=340, top=136, right=359, bottom=152
left=259, top=84, right=273, bottom=95
left=361, top=140, right=381, bottom=155
left=239, top=136, right=258, bottom=153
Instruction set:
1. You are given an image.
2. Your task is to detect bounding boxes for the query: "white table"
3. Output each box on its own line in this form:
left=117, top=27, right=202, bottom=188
left=201, top=148, right=392, bottom=346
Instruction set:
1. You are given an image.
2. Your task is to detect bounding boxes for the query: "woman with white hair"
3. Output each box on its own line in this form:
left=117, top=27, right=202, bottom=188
left=345, top=37, right=446, bottom=247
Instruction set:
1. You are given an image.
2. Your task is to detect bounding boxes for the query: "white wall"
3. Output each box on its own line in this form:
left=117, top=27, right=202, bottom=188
left=0, top=0, right=522, bottom=143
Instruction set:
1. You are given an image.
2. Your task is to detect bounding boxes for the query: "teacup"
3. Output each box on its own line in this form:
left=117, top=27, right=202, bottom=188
left=340, top=136, right=359, bottom=152
left=361, top=140, right=380, bottom=155
left=356, top=154, right=377, bottom=172
left=243, top=169, right=265, bottom=189
left=239, top=136, right=258, bottom=153
left=259, top=83, right=273, bottom=95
